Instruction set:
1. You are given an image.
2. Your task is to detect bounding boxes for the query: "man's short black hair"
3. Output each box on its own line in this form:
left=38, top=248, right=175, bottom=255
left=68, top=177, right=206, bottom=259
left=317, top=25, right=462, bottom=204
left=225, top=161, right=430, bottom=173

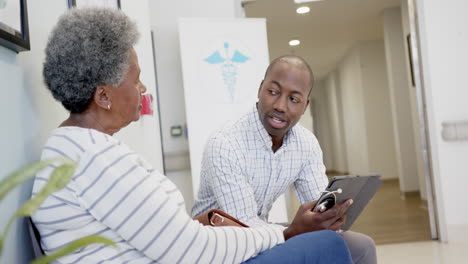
left=264, top=55, right=314, bottom=96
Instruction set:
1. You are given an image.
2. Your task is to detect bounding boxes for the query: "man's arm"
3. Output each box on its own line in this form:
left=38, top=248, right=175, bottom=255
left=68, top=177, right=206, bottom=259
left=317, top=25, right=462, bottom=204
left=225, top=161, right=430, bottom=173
left=202, top=136, right=268, bottom=227
left=294, top=133, right=329, bottom=204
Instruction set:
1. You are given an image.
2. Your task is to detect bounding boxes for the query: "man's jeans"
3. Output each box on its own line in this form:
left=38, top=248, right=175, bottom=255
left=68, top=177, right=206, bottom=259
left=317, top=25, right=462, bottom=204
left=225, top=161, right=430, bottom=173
left=244, top=230, right=353, bottom=264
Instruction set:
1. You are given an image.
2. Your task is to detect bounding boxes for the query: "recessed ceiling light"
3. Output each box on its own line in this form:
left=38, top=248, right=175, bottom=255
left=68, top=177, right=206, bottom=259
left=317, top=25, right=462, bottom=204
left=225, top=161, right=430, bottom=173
left=294, top=0, right=323, bottom=3
left=296, top=6, right=310, bottom=14
left=289, top=39, right=301, bottom=46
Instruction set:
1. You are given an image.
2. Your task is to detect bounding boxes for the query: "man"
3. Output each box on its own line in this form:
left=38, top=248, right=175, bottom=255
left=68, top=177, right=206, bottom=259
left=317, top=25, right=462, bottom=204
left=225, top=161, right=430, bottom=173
left=192, top=55, right=376, bottom=264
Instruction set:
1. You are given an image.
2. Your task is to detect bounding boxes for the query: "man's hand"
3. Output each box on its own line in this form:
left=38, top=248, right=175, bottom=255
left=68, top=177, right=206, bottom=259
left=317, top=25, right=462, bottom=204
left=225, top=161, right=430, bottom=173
left=283, top=199, right=353, bottom=240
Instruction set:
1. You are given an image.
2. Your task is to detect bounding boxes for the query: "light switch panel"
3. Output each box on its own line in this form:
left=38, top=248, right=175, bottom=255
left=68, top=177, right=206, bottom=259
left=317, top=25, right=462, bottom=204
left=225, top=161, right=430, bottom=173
left=170, top=125, right=183, bottom=137
left=442, top=121, right=468, bottom=141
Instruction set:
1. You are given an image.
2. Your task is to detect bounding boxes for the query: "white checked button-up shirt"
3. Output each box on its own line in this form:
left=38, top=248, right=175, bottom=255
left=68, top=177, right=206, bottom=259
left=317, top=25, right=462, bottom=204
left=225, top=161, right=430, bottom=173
left=192, top=106, right=328, bottom=227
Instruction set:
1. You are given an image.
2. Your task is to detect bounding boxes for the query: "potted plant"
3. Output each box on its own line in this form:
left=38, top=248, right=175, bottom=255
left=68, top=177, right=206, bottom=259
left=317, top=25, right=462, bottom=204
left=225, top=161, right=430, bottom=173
left=0, top=158, right=116, bottom=264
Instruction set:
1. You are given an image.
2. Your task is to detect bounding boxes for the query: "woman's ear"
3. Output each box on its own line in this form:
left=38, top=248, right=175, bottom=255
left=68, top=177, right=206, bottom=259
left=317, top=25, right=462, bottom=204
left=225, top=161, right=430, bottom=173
left=94, top=85, right=112, bottom=110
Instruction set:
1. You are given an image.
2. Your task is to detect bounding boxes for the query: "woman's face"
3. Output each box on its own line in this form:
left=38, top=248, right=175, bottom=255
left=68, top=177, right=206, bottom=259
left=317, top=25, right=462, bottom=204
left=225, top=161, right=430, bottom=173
left=111, top=49, right=147, bottom=127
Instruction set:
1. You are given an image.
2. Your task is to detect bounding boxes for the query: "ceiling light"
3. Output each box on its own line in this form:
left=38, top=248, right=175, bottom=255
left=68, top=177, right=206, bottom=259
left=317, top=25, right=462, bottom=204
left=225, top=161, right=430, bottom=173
left=289, top=39, right=301, bottom=46
left=294, top=0, right=323, bottom=3
left=296, top=6, right=310, bottom=14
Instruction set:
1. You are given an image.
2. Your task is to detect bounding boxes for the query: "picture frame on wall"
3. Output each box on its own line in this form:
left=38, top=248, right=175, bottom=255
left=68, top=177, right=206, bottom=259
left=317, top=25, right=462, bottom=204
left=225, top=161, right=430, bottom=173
left=0, top=0, right=30, bottom=53
left=68, top=0, right=121, bottom=9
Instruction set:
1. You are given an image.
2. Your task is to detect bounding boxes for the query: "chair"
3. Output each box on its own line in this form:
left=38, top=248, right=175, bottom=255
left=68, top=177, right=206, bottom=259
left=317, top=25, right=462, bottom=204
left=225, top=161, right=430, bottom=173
left=27, top=217, right=44, bottom=258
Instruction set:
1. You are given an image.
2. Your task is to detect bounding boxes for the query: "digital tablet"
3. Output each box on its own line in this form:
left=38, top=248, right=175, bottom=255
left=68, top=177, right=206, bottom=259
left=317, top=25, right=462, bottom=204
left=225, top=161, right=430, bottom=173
left=313, top=174, right=382, bottom=231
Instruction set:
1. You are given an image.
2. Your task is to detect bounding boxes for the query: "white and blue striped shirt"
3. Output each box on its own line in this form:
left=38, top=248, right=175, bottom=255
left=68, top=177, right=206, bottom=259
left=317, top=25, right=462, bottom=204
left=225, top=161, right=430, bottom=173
left=32, top=127, right=284, bottom=263
left=192, top=106, right=328, bottom=227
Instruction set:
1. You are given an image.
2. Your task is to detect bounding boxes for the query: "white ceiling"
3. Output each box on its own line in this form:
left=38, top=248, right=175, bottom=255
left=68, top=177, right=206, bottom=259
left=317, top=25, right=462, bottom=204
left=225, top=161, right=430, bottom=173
left=244, top=0, right=402, bottom=80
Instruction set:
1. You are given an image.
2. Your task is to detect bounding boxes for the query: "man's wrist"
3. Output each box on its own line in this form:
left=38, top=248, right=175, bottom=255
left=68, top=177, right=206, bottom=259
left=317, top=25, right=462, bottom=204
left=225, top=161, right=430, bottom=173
left=283, top=227, right=294, bottom=241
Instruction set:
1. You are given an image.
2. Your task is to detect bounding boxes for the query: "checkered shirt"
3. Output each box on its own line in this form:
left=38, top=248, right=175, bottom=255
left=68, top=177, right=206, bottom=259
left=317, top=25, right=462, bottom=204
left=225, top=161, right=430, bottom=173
left=192, top=106, right=328, bottom=227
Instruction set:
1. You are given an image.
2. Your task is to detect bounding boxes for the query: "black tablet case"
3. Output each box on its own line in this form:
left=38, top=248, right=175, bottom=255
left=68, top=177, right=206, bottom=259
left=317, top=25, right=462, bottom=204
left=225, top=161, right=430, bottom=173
left=325, top=174, right=382, bottom=231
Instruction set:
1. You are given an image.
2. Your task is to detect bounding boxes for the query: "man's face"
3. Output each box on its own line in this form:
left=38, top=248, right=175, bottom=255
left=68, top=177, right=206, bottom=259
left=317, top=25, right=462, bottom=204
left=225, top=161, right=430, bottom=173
left=257, top=62, right=311, bottom=140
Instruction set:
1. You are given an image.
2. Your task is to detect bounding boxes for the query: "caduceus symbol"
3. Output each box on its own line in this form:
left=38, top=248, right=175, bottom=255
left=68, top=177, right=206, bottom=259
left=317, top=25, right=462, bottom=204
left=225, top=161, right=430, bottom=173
left=204, top=42, right=250, bottom=102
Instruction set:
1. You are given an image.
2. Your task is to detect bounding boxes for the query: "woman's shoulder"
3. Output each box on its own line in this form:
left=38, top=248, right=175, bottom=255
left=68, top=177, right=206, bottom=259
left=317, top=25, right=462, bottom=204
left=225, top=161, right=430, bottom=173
left=41, top=127, right=120, bottom=162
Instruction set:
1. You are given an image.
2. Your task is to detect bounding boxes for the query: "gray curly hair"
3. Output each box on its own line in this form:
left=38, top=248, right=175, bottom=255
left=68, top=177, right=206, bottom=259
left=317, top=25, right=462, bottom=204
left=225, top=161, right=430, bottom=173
left=43, top=8, right=140, bottom=113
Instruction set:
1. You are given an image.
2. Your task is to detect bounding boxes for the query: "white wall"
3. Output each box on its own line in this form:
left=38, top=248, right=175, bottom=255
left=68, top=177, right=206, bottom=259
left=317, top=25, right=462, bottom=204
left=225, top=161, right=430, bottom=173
left=324, top=71, right=348, bottom=173
left=337, top=47, right=370, bottom=174
left=0, top=0, right=163, bottom=262
left=311, top=81, right=334, bottom=169
left=0, top=47, right=35, bottom=264
left=383, top=7, right=420, bottom=193
left=360, top=41, right=399, bottom=180
left=415, top=0, right=468, bottom=242
left=299, top=104, right=314, bottom=135
left=0, top=1, right=69, bottom=263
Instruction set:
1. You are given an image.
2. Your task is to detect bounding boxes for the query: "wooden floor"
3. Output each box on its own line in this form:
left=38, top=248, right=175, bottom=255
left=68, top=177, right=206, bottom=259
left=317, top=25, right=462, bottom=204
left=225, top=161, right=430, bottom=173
left=350, top=179, right=432, bottom=244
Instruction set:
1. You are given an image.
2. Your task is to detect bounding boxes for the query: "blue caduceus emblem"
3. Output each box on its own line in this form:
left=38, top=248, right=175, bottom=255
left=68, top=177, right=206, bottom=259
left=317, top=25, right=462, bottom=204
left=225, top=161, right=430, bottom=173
left=204, top=42, right=250, bottom=102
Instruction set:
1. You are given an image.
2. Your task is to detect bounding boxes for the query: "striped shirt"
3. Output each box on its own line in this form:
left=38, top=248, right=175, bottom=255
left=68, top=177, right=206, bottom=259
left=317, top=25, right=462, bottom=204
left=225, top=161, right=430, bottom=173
left=192, top=106, right=328, bottom=227
left=32, top=127, right=284, bottom=264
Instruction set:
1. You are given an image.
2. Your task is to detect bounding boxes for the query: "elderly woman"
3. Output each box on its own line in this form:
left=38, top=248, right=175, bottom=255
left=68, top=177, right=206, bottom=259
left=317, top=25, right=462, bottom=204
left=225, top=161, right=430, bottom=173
left=32, top=8, right=352, bottom=264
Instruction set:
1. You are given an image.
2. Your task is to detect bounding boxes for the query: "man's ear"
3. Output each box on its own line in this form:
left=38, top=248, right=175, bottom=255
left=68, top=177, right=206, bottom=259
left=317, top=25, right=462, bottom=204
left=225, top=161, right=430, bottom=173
left=257, top=80, right=264, bottom=97
left=93, top=85, right=112, bottom=110
left=303, top=99, right=310, bottom=114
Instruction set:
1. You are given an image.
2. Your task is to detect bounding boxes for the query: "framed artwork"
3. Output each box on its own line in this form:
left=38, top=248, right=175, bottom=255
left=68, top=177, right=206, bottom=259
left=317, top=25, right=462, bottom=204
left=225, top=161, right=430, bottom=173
left=406, top=34, right=416, bottom=87
left=68, top=0, right=121, bottom=9
left=0, top=0, right=30, bottom=53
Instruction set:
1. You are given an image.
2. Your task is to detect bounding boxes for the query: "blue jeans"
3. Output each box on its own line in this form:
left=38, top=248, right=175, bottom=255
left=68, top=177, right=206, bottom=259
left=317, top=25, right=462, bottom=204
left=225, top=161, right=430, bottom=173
left=243, top=230, right=352, bottom=264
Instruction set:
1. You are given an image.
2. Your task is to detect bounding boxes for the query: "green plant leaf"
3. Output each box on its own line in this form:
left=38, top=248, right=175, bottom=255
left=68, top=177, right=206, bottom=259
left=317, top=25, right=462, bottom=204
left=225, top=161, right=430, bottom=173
left=17, top=162, right=76, bottom=217
left=0, top=159, right=76, bottom=256
left=30, top=236, right=116, bottom=264
left=0, top=158, right=70, bottom=202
